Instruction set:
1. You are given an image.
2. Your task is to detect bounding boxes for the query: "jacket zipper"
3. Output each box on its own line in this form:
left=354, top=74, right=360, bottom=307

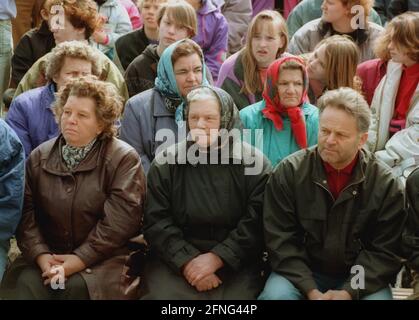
left=313, top=181, right=334, bottom=201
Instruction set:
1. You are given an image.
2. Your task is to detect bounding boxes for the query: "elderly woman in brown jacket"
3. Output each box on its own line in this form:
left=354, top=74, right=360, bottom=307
left=2, top=77, right=146, bottom=300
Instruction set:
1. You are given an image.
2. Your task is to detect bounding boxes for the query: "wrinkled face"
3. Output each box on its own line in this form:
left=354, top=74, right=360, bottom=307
left=308, top=44, right=327, bottom=83
left=173, top=53, right=203, bottom=97
left=188, top=99, right=221, bottom=147
left=388, top=35, right=417, bottom=67
left=50, top=14, right=85, bottom=44
left=277, top=69, right=304, bottom=108
left=61, top=95, right=103, bottom=147
left=251, top=21, right=285, bottom=68
left=318, top=106, right=367, bottom=169
left=321, top=0, right=350, bottom=24
left=158, top=12, right=190, bottom=48
left=142, top=0, right=164, bottom=30
left=53, top=57, right=93, bottom=90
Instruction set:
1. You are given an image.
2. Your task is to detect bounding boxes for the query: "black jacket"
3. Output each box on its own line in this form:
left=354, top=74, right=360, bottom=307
left=11, top=21, right=55, bottom=87
left=115, top=27, right=150, bottom=71
left=404, top=168, right=419, bottom=271
left=264, top=147, right=406, bottom=299
left=144, top=140, right=272, bottom=272
left=124, top=44, right=159, bottom=97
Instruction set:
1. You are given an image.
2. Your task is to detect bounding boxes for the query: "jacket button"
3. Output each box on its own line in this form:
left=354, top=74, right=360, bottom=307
left=352, top=191, right=357, bottom=195
left=85, top=268, right=92, bottom=274
left=323, top=180, right=327, bottom=184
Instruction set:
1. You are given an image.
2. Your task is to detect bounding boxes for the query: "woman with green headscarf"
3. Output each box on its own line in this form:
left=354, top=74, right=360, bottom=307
left=120, top=38, right=209, bottom=173
left=141, top=85, right=272, bottom=299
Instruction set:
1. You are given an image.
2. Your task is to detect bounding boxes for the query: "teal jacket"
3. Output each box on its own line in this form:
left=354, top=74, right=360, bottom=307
left=240, top=101, right=319, bottom=166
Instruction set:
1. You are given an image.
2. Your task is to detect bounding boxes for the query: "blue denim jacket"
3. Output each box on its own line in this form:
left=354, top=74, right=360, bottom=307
left=0, top=119, right=24, bottom=243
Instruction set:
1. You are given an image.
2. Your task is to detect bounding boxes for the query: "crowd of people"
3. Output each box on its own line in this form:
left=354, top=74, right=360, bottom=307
left=0, top=0, right=418, bottom=300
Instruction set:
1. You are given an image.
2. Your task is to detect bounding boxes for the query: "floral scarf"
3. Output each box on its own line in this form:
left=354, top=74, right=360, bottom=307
left=62, top=138, right=97, bottom=171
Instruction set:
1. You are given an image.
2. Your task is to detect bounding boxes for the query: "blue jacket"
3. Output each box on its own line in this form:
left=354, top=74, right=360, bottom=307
left=120, top=88, right=180, bottom=174
left=0, top=0, right=16, bottom=20
left=240, top=101, right=319, bottom=166
left=6, top=83, right=58, bottom=158
left=0, top=119, right=24, bottom=243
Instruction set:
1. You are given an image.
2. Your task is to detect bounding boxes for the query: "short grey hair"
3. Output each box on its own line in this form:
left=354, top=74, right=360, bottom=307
left=45, top=41, right=102, bottom=82
left=317, top=87, right=371, bottom=133
left=186, top=86, right=220, bottom=107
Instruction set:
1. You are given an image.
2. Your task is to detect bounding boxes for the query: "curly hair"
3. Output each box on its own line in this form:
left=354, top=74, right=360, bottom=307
left=45, top=0, right=102, bottom=38
left=53, top=76, right=123, bottom=139
left=45, top=41, right=102, bottom=82
left=374, top=11, right=419, bottom=63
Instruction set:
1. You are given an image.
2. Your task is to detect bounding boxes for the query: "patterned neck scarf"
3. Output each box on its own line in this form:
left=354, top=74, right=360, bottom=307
left=62, top=138, right=97, bottom=171
left=164, top=97, right=182, bottom=113
left=261, top=56, right=309, bottom=149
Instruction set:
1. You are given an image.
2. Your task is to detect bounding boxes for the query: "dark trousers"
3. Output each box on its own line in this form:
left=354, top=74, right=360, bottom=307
left=11, top=265, right=90, bottom=300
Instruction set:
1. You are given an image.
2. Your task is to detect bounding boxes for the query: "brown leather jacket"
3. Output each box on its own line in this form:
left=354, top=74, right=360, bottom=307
left=16, top=135, right=146, bottom=299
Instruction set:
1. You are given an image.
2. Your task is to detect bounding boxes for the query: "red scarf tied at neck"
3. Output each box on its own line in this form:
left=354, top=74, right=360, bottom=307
left=261, top=56, right=310, bottom=149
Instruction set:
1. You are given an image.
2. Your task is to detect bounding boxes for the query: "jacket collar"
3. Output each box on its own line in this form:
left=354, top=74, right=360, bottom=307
left=169, top=139, right=247, bottom=165
left=153, top=90, right=177, bottom=117
left=234, top=51, right=245, bottom=84
left=311, top=147, right=367, bottom=203
left=38, top=20, right=52, bottom=36
left=199, top=0, right=217, bottom=14
left=42, top=135, right=104, bottom=176
left=42, top=83, right=56, bottom=110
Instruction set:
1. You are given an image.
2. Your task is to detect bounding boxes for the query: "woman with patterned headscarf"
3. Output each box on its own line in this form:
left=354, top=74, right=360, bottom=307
left=240, top=56, right=319, bottom=166
left=142, top=85, right=271, bottom=299
left=120, top=38, right=209, bottom=173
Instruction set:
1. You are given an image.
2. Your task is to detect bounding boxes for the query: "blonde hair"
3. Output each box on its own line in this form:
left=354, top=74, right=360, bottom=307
left=157, top=0, right=198, bottom=38
left=374, top=11, right=419, bottom=62
left=318, top=87, right=371, bottom=133
left=315, top=35, right=361, bottom=92
left=241, top=10, right=288, bottom=95
left=53, top=76, right=123, bottom=139
left=45, top=41, right=102, bottom=81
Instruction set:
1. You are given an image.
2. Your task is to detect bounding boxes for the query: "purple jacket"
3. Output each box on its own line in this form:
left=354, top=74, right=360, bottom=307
left=192, top=0, right=228, bottom=81
left=6, top=83, right=58, bottom=158
left=251, top=0, right=274, bottom=16
left=216, top=51, right=257, bottom=109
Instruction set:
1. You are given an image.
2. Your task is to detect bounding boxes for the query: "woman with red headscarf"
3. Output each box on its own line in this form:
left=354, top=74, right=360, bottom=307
left=240, top=56, right=319, bottom=166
